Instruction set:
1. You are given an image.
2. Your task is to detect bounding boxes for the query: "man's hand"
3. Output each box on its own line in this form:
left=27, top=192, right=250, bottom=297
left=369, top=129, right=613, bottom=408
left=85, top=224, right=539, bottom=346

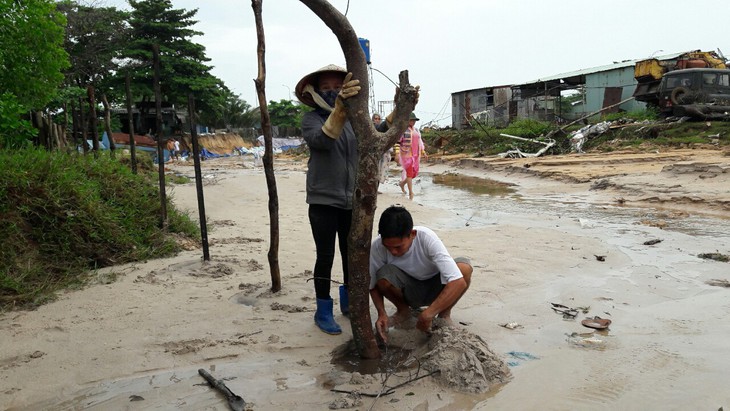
left=416, top=310, right=435, bottom=333
left=375, top=314, right=389, bottom=344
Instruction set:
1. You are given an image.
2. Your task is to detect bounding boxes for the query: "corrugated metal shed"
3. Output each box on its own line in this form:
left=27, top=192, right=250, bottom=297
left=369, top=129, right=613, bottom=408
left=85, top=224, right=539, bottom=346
left=451, top=52, right=689, bottom=128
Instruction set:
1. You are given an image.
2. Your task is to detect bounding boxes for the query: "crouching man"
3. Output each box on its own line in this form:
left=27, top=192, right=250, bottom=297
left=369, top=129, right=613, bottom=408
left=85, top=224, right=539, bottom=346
left=369, top=205, right=472, bottom=342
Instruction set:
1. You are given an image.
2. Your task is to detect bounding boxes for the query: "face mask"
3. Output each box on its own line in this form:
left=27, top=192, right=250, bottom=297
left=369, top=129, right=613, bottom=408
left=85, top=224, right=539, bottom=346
left=318, top=90, right=339, bottom=107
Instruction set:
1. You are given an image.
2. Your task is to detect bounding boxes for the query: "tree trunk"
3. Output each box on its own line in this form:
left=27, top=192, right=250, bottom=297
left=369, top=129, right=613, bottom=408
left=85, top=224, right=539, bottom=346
left=153, top=44, right=168, bottom=229
left=251, top=0, right=281, bottom=293
left=87, top=85, right=100, bottom=158
left=101, top=94, right=116, bottom=157
left=70, top=102, right=79, bottom=153
left=63, top=103, right=70, bottom=152
left=300, top=0, right=418, bottom=359
left=78, top=97, right=89, bottom=155
left=125, top=72, right=138, bottom=174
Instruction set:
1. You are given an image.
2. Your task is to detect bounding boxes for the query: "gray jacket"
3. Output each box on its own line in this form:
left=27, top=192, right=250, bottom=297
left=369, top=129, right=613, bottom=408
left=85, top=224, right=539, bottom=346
left=301, top=110, right=358, bottom=209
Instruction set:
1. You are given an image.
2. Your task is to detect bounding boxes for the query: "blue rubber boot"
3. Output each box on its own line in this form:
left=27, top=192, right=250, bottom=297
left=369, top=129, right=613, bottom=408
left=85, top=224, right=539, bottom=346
left=314, top=298, right=342, bottom=335
left=339, top=285, right=350, bottom=317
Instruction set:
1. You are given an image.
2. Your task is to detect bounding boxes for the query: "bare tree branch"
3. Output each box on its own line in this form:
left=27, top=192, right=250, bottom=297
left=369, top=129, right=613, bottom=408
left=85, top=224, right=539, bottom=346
left=252, top=0, right=282, bottom=292
left=299, top=0, right=418, bottom=359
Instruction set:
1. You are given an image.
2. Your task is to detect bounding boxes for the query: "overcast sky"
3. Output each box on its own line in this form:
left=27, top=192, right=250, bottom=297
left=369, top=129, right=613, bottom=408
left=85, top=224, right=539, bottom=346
left=106, top=0, right=728, bottom=126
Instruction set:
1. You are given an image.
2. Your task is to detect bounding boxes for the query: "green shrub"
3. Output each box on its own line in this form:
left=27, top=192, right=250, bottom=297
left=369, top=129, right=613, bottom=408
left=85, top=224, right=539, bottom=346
left=0, top=149, right=198, bottom=310
left=502, top=119, right=553, bottom=138
left=0, top=93, right=35, bottom=149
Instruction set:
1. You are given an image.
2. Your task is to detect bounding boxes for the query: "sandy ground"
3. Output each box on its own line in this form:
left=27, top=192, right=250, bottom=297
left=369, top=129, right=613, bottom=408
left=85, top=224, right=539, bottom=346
left=2, top=147, right=730, bottom=410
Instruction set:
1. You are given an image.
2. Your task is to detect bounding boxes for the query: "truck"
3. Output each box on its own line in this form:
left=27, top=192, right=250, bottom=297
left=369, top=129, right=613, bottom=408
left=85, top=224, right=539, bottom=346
left=632, top=50, right=730, bottom=119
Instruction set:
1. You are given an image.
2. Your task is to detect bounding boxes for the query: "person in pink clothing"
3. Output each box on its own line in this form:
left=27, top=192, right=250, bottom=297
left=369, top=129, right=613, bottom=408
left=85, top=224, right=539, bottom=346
left=396, top=112, right=427, bottom=199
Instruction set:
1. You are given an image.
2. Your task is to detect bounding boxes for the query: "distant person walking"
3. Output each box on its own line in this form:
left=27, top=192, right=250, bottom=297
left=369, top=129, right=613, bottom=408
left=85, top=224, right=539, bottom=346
left=396, top=112, right=427, bottom=199
left=166, top=138, right=176, bottom=162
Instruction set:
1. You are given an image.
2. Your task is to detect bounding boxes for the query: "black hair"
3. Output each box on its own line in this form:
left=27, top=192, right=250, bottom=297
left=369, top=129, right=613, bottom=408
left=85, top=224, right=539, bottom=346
left=378, top=205, right=413, bottom=239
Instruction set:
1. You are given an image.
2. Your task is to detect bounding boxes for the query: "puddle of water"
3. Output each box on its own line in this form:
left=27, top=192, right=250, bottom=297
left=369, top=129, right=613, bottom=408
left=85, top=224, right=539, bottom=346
left=420, top=173, right=730, bottom=238
left=431, top=173, right=516, bottom=196
left=331, top=341, right=416, bottom=375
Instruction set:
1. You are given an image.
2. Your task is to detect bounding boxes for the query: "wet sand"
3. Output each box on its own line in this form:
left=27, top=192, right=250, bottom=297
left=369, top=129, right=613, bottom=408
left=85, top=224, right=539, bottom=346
left=1, top=149, right=729, bottom=410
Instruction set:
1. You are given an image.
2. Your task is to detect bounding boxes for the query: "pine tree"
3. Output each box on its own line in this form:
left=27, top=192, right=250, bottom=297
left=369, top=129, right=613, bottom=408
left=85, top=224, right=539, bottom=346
left=125, top=0, right=224, bottom=118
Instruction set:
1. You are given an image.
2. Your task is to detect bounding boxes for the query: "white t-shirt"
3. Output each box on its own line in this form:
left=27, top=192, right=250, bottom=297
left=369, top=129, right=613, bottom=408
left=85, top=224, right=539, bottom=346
left=369, top=226, right=462, bottom=289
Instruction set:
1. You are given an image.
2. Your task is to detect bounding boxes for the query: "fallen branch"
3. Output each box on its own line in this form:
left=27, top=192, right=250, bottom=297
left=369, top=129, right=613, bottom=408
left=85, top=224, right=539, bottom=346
left=498, top=133, right=556, bottom=158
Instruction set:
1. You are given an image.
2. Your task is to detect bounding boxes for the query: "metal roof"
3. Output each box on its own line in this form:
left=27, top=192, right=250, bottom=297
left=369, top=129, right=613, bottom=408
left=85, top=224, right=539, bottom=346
left=520, top=52, right=686, bottom=84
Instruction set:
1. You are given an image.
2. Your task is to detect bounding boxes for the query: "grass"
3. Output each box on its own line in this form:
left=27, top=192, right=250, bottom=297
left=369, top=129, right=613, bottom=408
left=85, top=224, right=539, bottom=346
left=0, top=149, right=199, bottom=311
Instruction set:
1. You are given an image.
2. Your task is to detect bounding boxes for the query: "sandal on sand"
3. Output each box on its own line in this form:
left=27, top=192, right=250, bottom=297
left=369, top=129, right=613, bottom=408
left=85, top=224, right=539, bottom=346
left=581, top=316, right=612, bottom=330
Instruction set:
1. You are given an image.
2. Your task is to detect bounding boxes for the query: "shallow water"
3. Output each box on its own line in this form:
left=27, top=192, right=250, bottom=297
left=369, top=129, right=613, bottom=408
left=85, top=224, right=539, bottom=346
left=414, top=172, right=730, bottom=239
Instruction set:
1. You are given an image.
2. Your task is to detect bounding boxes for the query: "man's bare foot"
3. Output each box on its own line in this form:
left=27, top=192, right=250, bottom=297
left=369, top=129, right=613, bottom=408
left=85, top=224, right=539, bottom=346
left=399, top=181, right=406, bottom=194
left=408, top=192, right=414, bottom=200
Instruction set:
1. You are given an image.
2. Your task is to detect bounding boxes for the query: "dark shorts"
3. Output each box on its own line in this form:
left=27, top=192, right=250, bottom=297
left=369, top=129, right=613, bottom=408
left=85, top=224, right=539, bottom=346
left=374, top=257, right=471, bottom=308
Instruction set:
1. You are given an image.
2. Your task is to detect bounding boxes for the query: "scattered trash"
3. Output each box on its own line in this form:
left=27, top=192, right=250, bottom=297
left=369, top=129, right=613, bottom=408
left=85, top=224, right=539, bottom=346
left=643, top=239, right=663, bottom=246
left=499, top=322, right=523, bottom=330
left=575, top=306, right=591, bottom=314
left=506, top=351, right=539, bottom=367
left=581, top=317, right=612, bottom=330
left=569, top=121, right=610, bottom=153
left=594, top=255, right=606, bottom=262
left=705, top=279, right=730, bottom=288
left=566, top=332, right=606, bottom=348
left=550, top=303, right=578, bottom=319
left=698, top=252, right=730, bottom=262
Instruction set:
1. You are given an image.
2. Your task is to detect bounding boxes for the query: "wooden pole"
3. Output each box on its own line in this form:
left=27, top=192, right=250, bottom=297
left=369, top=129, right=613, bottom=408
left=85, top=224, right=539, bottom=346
left=87, top=85, right=100, bottom=158
left=187, top=94, right=210, bottom=261
left=101, top=94, right=116, bottom=158
left=78, top=97, right=88, bottom=155
left=153, top=43, right=168, bottom=228
left=252, top=0, right=281, bottom=292
left=125, top=72, right=138, bottom=174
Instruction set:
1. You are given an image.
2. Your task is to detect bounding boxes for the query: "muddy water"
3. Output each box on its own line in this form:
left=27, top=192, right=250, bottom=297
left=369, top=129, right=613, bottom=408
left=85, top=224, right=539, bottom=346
left=402, top=172, right=730, bottom=410
left=418, top=172, right=730, bottom=238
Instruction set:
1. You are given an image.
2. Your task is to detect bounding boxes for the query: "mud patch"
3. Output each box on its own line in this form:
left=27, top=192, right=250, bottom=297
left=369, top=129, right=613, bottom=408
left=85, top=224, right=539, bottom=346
left=162, top=338, right=214, bottom=355
left=332, top=322, right=510, bottom=394
left=416, top=325, right=511, bottom=393
left=270, top=302, right=309, bottom=313
left=210, top=219, right=237, bottom=227
left=189, top=262, right=234, bottom=278
left=244, top=259, right=264, bottom=271
left=134, top=271, right=173, bottom=286
left=210, top=236, right=264, bottom=246
left=0, top=351, right=45, bottom=370
left=237, top=282, right=267, bottom=295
